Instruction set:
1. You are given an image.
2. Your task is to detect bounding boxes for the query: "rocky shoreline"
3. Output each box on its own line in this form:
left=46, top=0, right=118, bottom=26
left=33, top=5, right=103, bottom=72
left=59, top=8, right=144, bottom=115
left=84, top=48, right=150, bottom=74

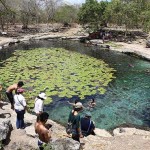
left=0, top=28, right=150, bottom=149
left=0, top=102, right=150, bottom=150
left=0, top=32, right=150, bottom=61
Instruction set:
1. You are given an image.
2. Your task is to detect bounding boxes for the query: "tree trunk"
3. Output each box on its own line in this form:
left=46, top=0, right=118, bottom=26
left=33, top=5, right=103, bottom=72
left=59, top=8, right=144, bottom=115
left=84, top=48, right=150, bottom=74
left=0, top=16, right=5, bottom=31
left=125, top=25, right=127, bottom=38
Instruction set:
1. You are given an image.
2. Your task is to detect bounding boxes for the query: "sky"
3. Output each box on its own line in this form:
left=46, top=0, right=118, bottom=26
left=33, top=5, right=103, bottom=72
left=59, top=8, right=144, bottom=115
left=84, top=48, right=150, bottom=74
left=65, top=0, right=110, bottom=5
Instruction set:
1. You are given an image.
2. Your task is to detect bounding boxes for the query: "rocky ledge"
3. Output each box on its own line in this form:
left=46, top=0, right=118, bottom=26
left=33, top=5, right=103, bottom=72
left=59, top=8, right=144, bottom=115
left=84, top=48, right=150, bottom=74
left=0, top=32, right=150, bottom=61
left=0, top=102, right=150, bottom=150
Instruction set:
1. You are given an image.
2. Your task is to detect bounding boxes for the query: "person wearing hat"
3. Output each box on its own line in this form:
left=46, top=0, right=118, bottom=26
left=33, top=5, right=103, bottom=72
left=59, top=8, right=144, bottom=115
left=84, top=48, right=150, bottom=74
left=81, top=112, right=95, bottom=137
left=34, top=93, right=47, bottom=116
left=67, top=102, right=84, bottom=142
left=14, top=88, right=26, bottom=129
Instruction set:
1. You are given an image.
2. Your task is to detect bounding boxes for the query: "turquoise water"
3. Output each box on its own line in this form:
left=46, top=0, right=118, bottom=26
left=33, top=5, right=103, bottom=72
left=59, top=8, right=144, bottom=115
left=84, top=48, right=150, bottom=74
left=0, top=40, right=150, bottom=130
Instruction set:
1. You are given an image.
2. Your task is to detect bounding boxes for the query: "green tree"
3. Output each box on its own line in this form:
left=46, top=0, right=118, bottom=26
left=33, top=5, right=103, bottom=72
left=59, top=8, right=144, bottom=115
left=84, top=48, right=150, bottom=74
left=104, top=0, right=139, bottom=34
left=0, top=0, right=16, bottom=31
left=104, top=0, right=150, bottom=32
left=78, top=0, right=100, bottom=27
left=54, top=4, right=78, bottom=24
left=78, top=0, right=109, bottom=31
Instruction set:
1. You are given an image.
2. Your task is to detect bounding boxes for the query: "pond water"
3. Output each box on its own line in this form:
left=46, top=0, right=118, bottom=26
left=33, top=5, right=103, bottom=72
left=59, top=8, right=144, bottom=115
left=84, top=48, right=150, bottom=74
left=0, top=40, right=150, bottom=130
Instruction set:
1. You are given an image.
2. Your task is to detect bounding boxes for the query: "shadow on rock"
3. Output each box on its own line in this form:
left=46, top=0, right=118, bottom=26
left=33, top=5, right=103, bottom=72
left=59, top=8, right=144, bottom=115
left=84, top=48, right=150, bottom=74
left=0, top=113, right=11, bottom=118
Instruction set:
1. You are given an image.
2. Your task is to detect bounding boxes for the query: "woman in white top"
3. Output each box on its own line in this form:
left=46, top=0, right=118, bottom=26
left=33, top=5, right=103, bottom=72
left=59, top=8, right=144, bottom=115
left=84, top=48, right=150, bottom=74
left=34, top=93, right=47, bottom=116
left=14, top=88, right=26, bottom=129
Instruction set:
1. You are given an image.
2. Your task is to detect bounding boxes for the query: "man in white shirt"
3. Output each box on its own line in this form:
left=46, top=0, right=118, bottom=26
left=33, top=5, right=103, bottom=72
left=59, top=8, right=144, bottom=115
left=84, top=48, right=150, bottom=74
left=34, top=93, right=47, bottom=116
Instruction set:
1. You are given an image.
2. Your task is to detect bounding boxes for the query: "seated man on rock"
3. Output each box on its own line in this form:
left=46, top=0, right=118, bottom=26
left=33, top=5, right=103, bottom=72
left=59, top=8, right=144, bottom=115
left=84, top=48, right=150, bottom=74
left=81, top=112, right=95, bottom=137
left=35, top=112, right=52, bottom=150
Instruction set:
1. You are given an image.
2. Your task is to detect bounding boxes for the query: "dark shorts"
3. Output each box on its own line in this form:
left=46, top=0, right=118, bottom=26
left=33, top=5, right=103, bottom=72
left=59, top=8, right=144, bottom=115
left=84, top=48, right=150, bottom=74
left=6, top=92, right=14, bottom=105
left=38, top=140, right=47, bottom=150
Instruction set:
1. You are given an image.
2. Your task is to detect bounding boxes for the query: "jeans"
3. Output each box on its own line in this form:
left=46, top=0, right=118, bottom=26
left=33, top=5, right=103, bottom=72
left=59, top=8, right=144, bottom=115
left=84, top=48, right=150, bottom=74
left=15, top=109, right=25, bottom=129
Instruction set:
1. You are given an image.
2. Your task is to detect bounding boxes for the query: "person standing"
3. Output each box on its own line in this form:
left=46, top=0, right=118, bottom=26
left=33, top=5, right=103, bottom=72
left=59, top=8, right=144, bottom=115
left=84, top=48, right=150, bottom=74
left=34, top=93, right=47, bottom=116
left=35, top=112, right=52, bottom=150
left=67, top=102, right=83, bottom=142
left=6, top=81, right=24, bottom=109
left=14, top=88, right=26, bottom=129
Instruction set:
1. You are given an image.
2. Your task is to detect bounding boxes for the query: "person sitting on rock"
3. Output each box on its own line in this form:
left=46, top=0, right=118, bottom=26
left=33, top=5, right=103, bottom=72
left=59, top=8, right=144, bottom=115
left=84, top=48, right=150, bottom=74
left=35, top=112, right=52, bottom=150
left=81, top=112, right=95, bottom=137
left=6, top=81, right=24, bottom=109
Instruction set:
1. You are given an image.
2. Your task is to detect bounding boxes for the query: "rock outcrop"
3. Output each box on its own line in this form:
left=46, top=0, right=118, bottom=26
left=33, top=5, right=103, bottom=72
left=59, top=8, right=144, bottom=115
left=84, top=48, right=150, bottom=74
left=0, top=118, right=12, bottom=141
left=113, top=127, right=150, bottom=136
left=0, top=103, right=150, bottom=150
left=51, top=138, right=80, bottom=150
left=146, top=38, right=150, bottom=48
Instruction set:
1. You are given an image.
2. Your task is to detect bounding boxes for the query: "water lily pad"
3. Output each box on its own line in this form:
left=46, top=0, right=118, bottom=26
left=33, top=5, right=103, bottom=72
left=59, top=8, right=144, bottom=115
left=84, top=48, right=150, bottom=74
left=0, top=48, right=115, bottom=105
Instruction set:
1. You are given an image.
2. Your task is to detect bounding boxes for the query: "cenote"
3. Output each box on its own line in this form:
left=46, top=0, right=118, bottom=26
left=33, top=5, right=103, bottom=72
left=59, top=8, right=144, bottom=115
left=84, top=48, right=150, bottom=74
left=0, top=39, right=150, bottom=131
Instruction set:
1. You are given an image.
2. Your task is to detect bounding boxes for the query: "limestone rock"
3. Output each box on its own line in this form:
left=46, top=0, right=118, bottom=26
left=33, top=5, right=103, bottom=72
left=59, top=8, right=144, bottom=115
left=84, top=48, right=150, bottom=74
left=113, top=128, right=150, bottom=136
left=51, top=138, right=80, bottom=150
left=128, top=41, right=132, bottom=44
left=146, top=38, right=150, bottom=48
left=81, top=135, right=111, bottom=150
left=0, top=118, right=12, bottom=141
left=4, top=142, right=37, bottom=150
left=1, top=32, right=7, bottom=35
left=9, top=39, right=20, bottom=45
left=25, top=125, right=37, bottom=137
left=94, top=128, right=112, bottom=137
left=90, top=39, right=103, bottom=44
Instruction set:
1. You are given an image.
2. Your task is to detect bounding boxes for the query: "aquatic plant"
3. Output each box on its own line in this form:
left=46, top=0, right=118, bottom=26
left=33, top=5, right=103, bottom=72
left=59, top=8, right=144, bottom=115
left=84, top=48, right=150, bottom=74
left=0, top=79, right=7, bottom=101
left=0, top=48, right=115, bottom=107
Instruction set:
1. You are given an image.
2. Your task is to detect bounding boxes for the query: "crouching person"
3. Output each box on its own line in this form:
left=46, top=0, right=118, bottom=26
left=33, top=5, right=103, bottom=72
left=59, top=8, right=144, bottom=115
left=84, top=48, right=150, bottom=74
left=35, top=112, right=52, bottom=150
left=81, top=112, right=95, bottom=137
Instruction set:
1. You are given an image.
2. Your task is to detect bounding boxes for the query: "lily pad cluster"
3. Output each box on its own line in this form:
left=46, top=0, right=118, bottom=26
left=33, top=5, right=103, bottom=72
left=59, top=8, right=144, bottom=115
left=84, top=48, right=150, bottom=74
left=0, top=48, right=116, bottom=107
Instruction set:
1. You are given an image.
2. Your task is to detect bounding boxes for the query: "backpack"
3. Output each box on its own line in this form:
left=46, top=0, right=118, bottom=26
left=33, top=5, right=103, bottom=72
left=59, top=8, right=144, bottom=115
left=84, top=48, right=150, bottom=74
left=66, top=113, right=76, bottom=134
left=81, top=120, right=92, bottom=136
left=66, top=122, right=73, bottom=134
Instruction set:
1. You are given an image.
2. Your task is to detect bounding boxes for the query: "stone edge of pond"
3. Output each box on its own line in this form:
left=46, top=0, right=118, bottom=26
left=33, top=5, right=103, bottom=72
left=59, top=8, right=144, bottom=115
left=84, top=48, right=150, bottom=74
left=1, top=102, right=150, bottom=150
left=111, top=47, right=150, bottom=61
left=0, top=34, right=150, bottom=62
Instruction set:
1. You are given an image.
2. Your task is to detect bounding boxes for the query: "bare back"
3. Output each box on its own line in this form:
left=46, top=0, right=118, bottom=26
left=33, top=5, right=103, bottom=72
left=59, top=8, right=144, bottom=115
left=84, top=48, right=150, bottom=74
left=35, top=123, right=51, bottom=143
left=6, top=83, right=18, bottom=93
